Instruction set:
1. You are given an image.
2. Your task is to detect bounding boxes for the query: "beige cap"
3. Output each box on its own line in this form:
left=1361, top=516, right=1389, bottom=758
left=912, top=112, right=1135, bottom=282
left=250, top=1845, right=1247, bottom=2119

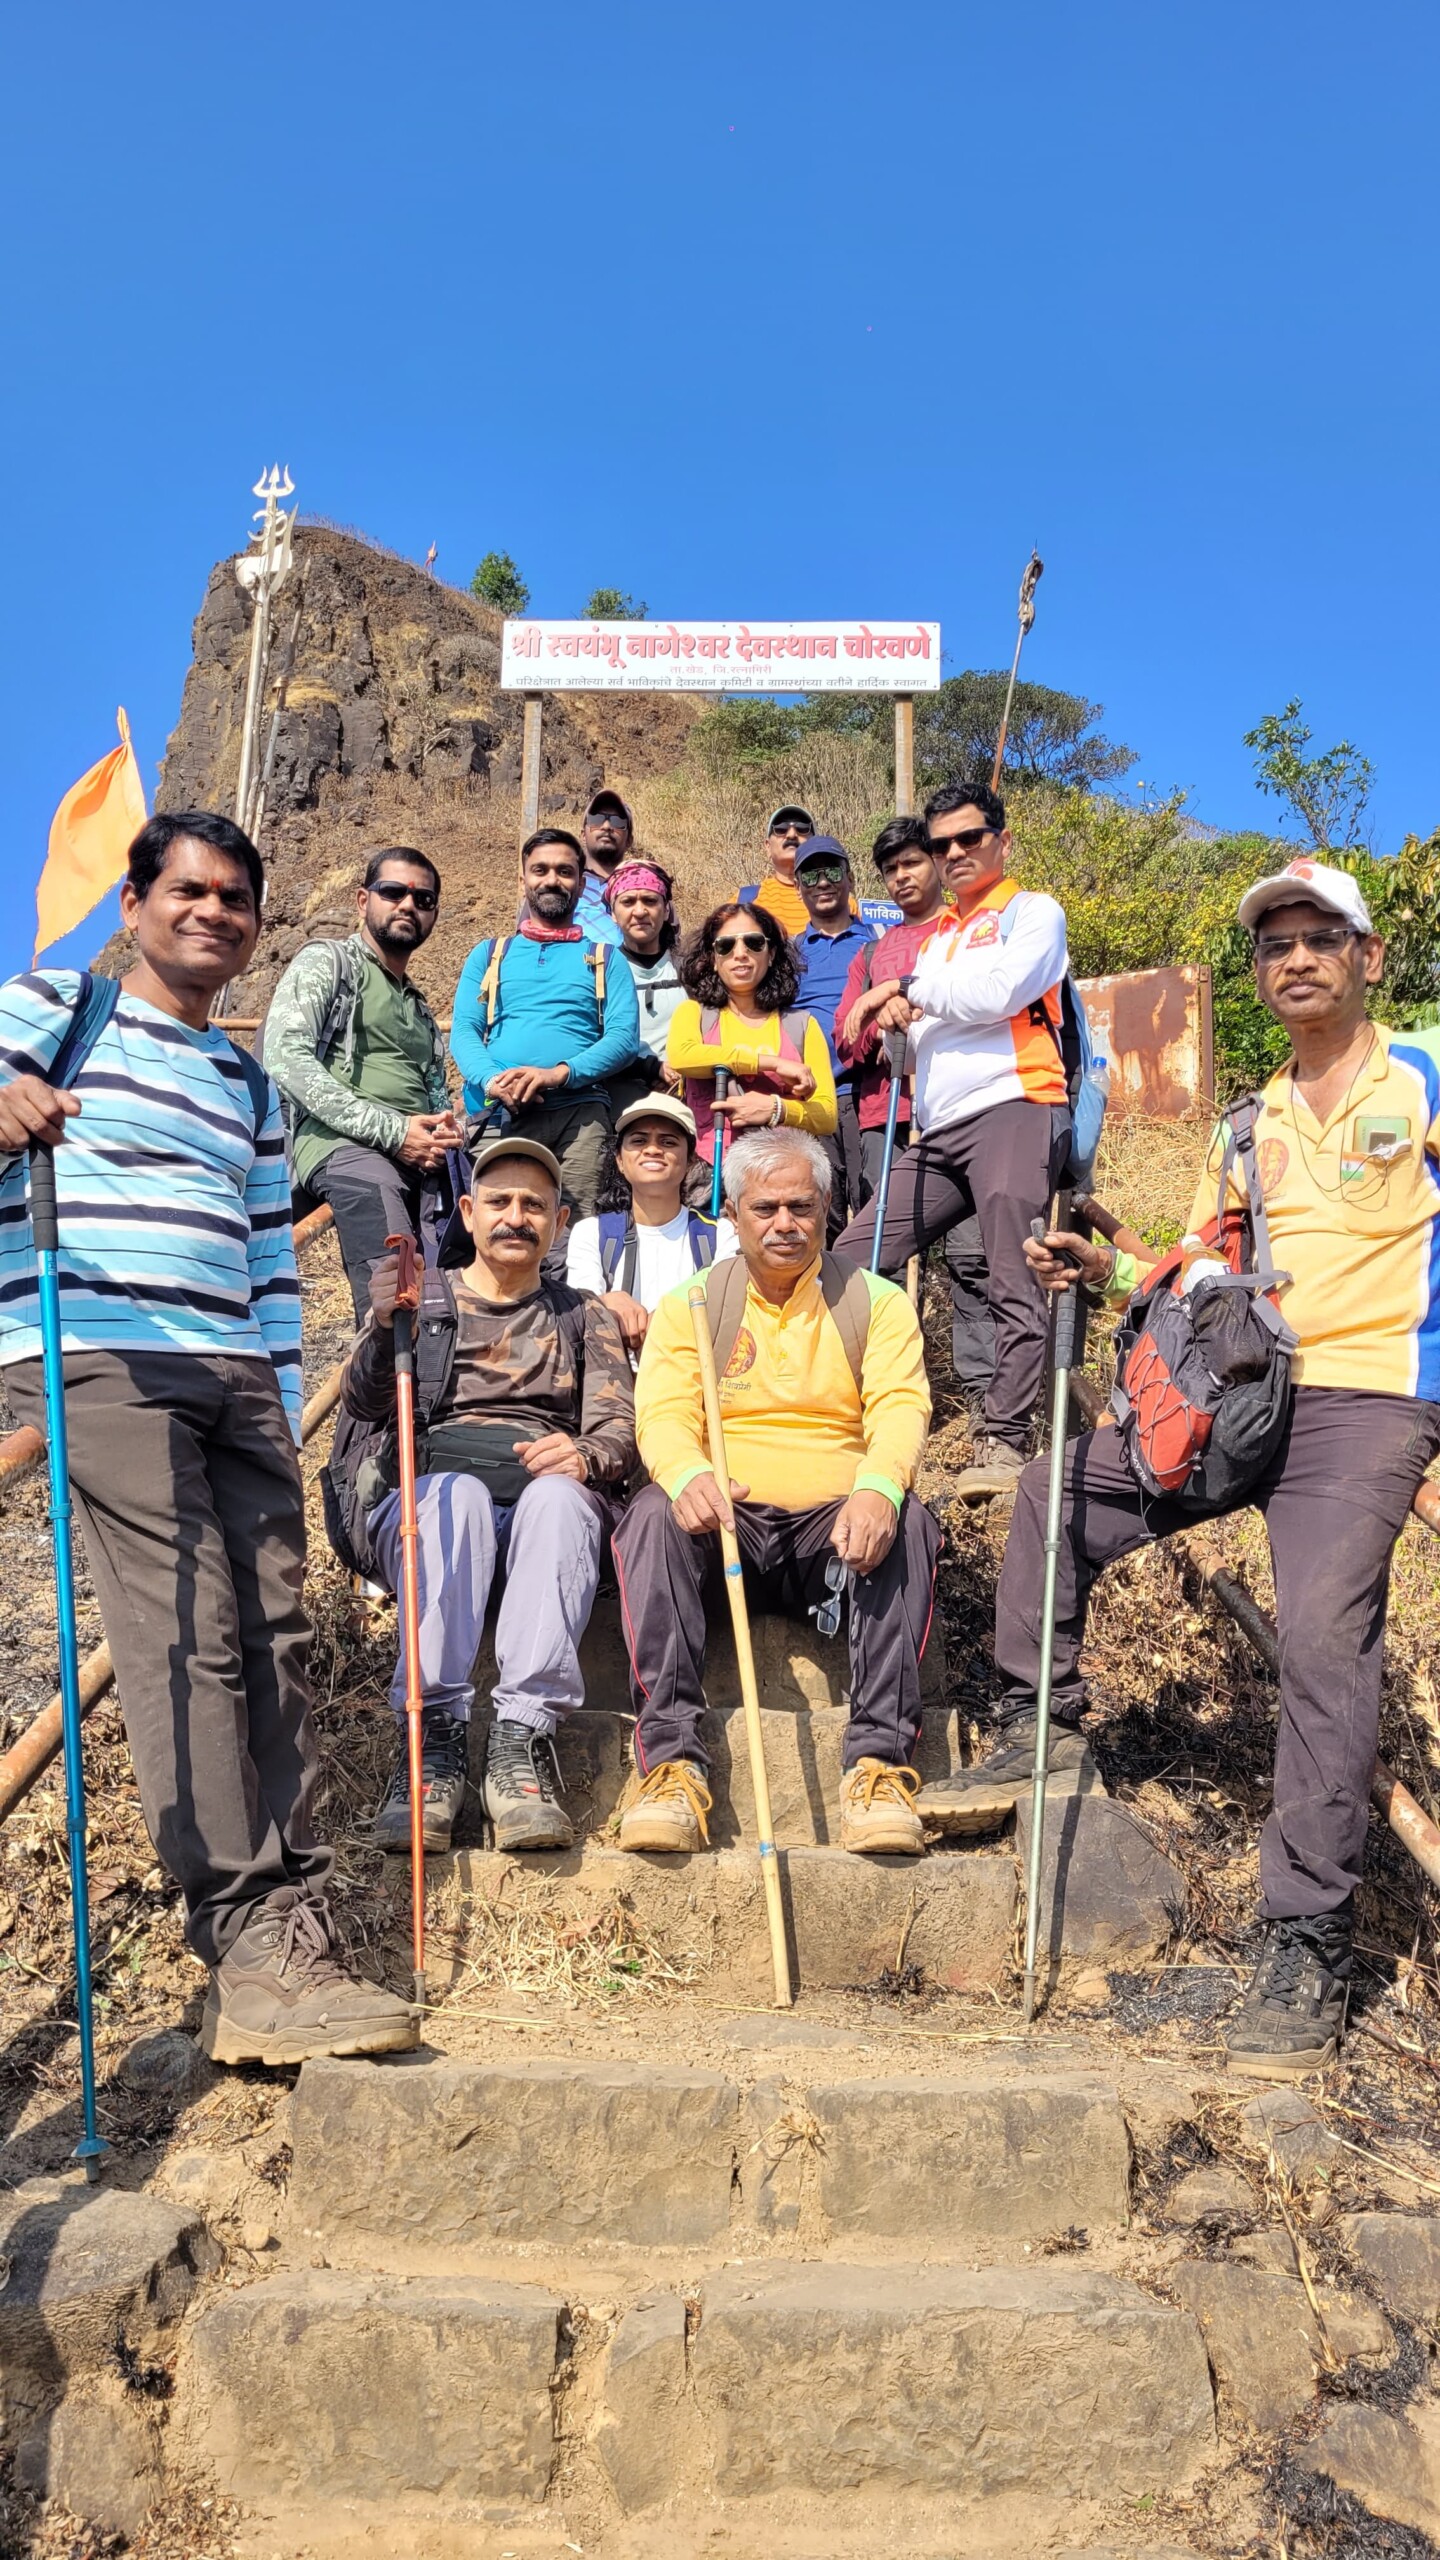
left=614, top=1093, right=698, bottom=1145
left=1237, top=855, right=1373, bottom=935
left=468, top=1136, right=564, bottom=1189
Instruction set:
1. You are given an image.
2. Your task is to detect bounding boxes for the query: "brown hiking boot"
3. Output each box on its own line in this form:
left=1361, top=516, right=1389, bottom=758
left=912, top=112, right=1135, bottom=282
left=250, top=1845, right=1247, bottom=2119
left=619, top=1760, right=713, bottom=1854
left=953, top=1436, right=1027, bottom=1501
left=838, top=1759, right=925, bottom=1855
left=200, top=1890, right=417, bottom=2068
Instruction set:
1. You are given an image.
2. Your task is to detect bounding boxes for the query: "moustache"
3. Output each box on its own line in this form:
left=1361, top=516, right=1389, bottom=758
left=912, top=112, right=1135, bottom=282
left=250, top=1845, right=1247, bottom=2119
left=491, top=1224, right=540, bottom=1244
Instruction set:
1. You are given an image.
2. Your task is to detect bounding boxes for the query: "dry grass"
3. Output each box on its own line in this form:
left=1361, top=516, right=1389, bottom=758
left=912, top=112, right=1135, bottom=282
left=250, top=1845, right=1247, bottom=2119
left=629, top=727, right=895, bottom=914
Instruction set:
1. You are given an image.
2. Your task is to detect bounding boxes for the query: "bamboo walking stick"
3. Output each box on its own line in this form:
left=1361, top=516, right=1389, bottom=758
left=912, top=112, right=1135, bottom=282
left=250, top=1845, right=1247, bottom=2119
left=686, top=1280, right=792, bottom=2007
left=387, top=1233, right=428, bottom=2018
left=990, top=549, right=1044, bottom=793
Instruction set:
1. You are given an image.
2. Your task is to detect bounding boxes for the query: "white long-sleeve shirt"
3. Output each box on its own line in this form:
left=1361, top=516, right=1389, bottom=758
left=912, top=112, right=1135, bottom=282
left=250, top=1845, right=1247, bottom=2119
left=907, top=882, right=1070, bottom=1134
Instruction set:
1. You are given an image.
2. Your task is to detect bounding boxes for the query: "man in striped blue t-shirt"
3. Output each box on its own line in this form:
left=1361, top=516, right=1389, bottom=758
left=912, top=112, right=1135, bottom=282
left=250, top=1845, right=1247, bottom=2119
left=0, top=810, right=414, bottom=2066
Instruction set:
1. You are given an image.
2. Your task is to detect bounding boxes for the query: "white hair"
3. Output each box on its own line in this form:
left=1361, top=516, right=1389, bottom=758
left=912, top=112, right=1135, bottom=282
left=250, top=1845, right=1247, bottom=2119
left=722, top=1127, right=833, bottom=1208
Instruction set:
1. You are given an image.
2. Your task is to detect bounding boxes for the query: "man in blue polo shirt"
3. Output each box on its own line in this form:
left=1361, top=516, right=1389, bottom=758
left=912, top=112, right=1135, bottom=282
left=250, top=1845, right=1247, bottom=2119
left=793, top=835, right=877, bottom=1236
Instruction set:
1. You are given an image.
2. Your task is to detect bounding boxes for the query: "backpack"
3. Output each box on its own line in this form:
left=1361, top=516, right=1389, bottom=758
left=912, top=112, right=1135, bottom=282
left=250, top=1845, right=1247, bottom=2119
left=48, top=971, right=270, bottom=1140
left=699, top=1005, right=810, bottom=1057
left=597, top=1209, right=717, bottom=1295
left=703, top=1250, right=873, bottom=1392
left=995, top=902, right=1107, bottom=1187
left=320, top=1263, right=590, bottom=1577
left=1108, top=1096, right=1297, bottom=1509
left=472, top=933, right=609, bottom=1038
left=256, top=937, right=366, bottom=1151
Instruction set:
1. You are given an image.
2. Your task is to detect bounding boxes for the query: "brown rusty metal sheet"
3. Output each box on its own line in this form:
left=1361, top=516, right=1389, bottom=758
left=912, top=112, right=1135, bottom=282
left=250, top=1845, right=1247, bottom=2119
left=1076, top=963, right=1213, bottom=1118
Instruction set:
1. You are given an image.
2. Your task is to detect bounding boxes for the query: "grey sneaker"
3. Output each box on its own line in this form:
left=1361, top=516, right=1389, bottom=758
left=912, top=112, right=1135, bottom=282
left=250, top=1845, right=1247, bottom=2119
left=918, top=1718, right=1097, bottom=1837
left=483, top=1719, right=575, bottom=1852
left=373, top=1712, right=468, bottom=1854
left=1224, top=1915, right=1351, bottom=2080
left=953, top=1436, right=1027, bottom=1500
left=200, top=1890, right=417, bottom=2067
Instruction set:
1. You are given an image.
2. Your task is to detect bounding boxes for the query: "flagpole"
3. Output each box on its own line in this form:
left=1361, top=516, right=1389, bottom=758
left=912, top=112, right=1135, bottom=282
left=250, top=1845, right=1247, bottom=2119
left=989, top=550, right=1044, bottom=794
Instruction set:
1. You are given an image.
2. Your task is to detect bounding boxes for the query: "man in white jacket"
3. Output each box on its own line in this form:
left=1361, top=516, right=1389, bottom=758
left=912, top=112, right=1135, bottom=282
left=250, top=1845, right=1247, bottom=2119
left=835, top=781, right=1071, bottom=1493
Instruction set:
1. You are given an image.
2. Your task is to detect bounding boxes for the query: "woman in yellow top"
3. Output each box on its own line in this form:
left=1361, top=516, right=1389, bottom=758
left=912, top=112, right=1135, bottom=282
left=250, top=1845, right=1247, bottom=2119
left=667, top=902, right=837, bottom=1177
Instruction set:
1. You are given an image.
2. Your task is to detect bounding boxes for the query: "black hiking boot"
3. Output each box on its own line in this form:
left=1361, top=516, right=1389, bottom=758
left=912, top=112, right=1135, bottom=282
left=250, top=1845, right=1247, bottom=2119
left=201, top=1889, right=417, bottom=2067
left=916, top=1717, right=1098, bottom=1837
left=1224, top=1913, right=1352, bottom=2080
left=482, top=1718, right=575, bottom=1852
left=373, top=1711, right=469, bottom=1855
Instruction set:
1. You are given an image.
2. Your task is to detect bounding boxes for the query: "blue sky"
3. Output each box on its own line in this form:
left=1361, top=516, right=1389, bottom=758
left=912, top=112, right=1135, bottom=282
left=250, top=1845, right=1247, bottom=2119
left=3, top=0, right=1437, bottom=981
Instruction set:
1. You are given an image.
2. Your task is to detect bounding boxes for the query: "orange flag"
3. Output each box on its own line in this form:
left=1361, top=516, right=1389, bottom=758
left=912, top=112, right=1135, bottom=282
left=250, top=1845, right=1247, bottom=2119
left=34, top=709, right=147, bottom=961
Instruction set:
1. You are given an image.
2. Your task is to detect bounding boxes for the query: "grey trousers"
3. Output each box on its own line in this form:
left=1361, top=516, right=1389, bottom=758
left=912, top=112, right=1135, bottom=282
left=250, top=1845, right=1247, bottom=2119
left=367, top=1470, right=606, bottom=1734
left=5, top=1348, right=329, bottom=1967
left=993, top=1387, right=1440, bottom=1918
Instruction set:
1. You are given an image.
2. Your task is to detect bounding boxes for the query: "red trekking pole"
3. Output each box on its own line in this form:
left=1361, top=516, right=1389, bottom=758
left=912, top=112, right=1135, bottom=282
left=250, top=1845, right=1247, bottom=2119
left=386, top=1231, right=427, bottom=2018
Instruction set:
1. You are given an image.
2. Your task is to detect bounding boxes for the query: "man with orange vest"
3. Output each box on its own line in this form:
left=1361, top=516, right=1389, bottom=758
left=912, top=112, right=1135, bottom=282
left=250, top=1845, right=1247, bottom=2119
left=835, top=781, right=1071, bottom=1495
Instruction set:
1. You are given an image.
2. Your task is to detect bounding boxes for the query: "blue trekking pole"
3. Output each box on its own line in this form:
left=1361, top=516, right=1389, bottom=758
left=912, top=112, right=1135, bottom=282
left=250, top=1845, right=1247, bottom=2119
left=868, top=1030, right=907, bottom=1276
left=30, top=1143, right=108, bottom=2179
left=710, top=1066, right=730, bottom=1219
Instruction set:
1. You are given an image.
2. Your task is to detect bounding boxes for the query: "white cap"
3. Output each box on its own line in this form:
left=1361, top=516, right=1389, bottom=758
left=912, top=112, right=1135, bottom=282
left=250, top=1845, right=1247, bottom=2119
left=1237, top=855, right=1373, bottom=935
left=614, top=1093, right=698, bottom=1144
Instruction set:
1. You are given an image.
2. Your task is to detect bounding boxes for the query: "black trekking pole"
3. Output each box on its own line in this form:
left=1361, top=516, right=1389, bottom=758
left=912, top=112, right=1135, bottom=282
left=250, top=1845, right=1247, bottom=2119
left=1022, top=1213, right=1080, bottom=2028
left=868, top=1030, right=907, bottom=1276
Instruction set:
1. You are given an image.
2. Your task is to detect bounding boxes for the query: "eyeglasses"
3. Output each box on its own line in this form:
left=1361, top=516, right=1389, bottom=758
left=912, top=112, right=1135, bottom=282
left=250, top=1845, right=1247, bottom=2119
left=808, top=1553, right=847, bottom=1640
left=800, top=862, right=846, bottom=884
left=1254, top=926, right=1357, bottom=963
left=714, top=932, right=769, bottom=955
left=928, top=825, right=995, bottom=855
left=371, top=882, right=438, bottom=911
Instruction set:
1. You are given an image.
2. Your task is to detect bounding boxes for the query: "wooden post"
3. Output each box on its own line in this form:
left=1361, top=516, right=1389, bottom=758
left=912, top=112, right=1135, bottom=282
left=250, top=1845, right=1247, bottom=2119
left=521, top=692, right=544, bottom=833
left=893, top=694, right=915, bottom=815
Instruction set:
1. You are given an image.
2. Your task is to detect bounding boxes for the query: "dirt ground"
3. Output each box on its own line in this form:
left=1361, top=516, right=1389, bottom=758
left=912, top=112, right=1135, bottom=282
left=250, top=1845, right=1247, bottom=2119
left=0, top=1115, right=1437, bottom=2559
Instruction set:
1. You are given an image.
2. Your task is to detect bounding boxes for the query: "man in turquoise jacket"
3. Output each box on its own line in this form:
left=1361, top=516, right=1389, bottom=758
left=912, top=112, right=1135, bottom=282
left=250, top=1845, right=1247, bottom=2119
left=450, top=828, right=641, bottom=1224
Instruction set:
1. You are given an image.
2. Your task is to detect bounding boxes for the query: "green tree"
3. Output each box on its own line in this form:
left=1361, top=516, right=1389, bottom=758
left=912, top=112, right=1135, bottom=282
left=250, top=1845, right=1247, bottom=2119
left=584, top=588, right=648, bottom=620
left=787, top=672, right=1135, bottom=795
left=1243, top=699, right=1374, bottom=848
left=470, top=552, right=530, bottom=615
left=685, top=698, right=804, bottom=774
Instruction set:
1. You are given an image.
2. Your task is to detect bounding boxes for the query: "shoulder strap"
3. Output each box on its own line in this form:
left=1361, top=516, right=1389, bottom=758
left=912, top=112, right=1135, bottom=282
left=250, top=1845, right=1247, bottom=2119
left=48, top=972, right=120, bottom=1089
left=556, top=1287, right=588, bottom=1377
left=701, top=1006, right=721, bottom=1043
left=686, top=1212, right=717, bottom=1270
left=704, top=1255, right=752, bottom=1381
left=859, top=942, right=876, bottom=995
left=227, top=1042, right=271, bottom=1143
left=597, top=1210, right=630, bottom=1288
left=586, top=939, right=607, bottom=1031
left=779, top=1011, right=809, bottom=1056
left=818, top=1253, right=872, bottom=1391
left=479, top=936, right=512, bottom=1035
left=1218, top=1094, right=1277, bottom=1276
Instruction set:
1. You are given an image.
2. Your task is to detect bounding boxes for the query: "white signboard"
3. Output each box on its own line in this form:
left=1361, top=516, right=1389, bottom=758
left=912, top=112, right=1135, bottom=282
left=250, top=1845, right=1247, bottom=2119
left=501, top=618, right=941, bottom=694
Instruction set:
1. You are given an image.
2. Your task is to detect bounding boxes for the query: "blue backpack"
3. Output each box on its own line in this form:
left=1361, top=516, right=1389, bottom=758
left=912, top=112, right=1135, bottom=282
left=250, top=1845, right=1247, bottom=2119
left=597, top=1209, right=717, bottom=1294
left=995, top=906, right=1108, bottom=1188
left=48, top=971, right=271, bottom=1140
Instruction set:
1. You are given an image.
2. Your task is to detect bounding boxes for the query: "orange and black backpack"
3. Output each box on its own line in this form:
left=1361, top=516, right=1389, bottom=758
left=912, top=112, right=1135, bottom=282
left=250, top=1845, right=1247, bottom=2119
left=1109, top=1096, right=1297, bottom=1508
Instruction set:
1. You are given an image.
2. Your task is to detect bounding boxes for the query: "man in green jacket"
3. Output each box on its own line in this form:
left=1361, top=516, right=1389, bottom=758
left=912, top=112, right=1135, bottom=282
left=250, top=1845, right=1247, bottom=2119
left=265, top=848, right=462, bottom=1322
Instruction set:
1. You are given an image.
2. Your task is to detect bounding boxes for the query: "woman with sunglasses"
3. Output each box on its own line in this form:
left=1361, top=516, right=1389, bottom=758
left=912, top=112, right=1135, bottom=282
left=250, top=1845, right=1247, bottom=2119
left=666, top=902, right=837, bottom=1175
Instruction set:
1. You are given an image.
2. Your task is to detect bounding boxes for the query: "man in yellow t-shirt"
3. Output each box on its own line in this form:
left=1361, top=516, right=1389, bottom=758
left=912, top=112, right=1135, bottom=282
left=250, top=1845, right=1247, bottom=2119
left=611, top=1127, right=941, bottom=1857
left=959, top=857, right=1440, bottom=2080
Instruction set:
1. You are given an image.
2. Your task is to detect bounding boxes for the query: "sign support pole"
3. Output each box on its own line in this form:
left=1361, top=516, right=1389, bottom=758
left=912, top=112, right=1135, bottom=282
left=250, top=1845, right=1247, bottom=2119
left=893, top=695, right=915, bottom=815
left=521, top=693, right=544, bottom=834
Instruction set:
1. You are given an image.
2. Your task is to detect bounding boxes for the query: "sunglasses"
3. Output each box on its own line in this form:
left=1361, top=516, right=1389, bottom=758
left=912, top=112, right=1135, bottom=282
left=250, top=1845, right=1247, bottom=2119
left=371, top=881, right=438, bottom=911
left=1254, top=926, right=1357, bottom=963
left=772, top=820, right=811, bottom=837
left=714, top=932, right=769, bottom=955
left=800, top=861, right=846, bottom=884
left=928, top=825, right=995, bottom=855
left=808, top=1552, right=847, bottom=1640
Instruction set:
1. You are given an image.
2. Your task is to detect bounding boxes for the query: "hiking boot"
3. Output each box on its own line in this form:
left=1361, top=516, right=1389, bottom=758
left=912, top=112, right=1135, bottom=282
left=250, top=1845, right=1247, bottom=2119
left=200, top=1889, right=417, bottom=2068
left=917, top=1718, right=1097, bottom=1838
left=838, top=1759, right=925, bottom=1856
left=619, top=1760, right=713, bottom=1854
left=373, top=1712, right=469, bottom=1855
left=953, top=1436, right=1027, bottom=1501
left=1224, top=1914, right=1352, bottom=2080
left=482, top=1718, right=574, bottom=1851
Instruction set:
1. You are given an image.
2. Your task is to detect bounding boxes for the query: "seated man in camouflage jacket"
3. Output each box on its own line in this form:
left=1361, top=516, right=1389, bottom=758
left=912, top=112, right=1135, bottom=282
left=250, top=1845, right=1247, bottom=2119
left=265, top=847, right=461, bottom=1323
left=327, top=1138, right=637, bottom=1854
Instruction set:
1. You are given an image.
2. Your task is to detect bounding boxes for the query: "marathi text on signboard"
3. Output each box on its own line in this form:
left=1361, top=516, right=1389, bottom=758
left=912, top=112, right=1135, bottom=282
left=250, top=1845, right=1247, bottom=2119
left=500, top=619, right=942, bottom=694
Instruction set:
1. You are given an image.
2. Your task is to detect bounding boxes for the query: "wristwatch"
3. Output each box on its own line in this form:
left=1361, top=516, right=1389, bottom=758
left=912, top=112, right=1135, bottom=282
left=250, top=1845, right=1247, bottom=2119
left=895, top=974, right=914, bottom=1001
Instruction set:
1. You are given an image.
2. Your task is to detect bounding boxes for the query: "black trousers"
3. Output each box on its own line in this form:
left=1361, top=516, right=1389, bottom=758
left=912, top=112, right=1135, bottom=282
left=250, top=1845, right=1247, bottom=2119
left=612, top=1485, right=942, bottom=1774
left=822, top=1094, right=884, bottom=1242
left=992, top=1387, right=1440, bottom=1919
left=308, top=1143, right=443, bottom=1327
left=836, top=1099, right=1070, bottom=1449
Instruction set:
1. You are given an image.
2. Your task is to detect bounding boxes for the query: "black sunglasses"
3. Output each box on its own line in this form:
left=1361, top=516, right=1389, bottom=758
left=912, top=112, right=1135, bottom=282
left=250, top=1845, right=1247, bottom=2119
left=928, top=825, right=995, bottom=855
left=714, top=931, right=769, bottom=955
left=371, top=881, right=438, bottom=911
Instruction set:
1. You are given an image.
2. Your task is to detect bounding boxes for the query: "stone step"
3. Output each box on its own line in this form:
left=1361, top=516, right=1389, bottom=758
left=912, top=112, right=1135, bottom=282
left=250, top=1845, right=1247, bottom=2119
left=469, top=1697, right=967, bottom=1848
left=285, top=2056, right=1130, bottom=2260
left=176, top=2260, right=1214, bottom=2514
left=432, top=1838, right=1016, bottom=2001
